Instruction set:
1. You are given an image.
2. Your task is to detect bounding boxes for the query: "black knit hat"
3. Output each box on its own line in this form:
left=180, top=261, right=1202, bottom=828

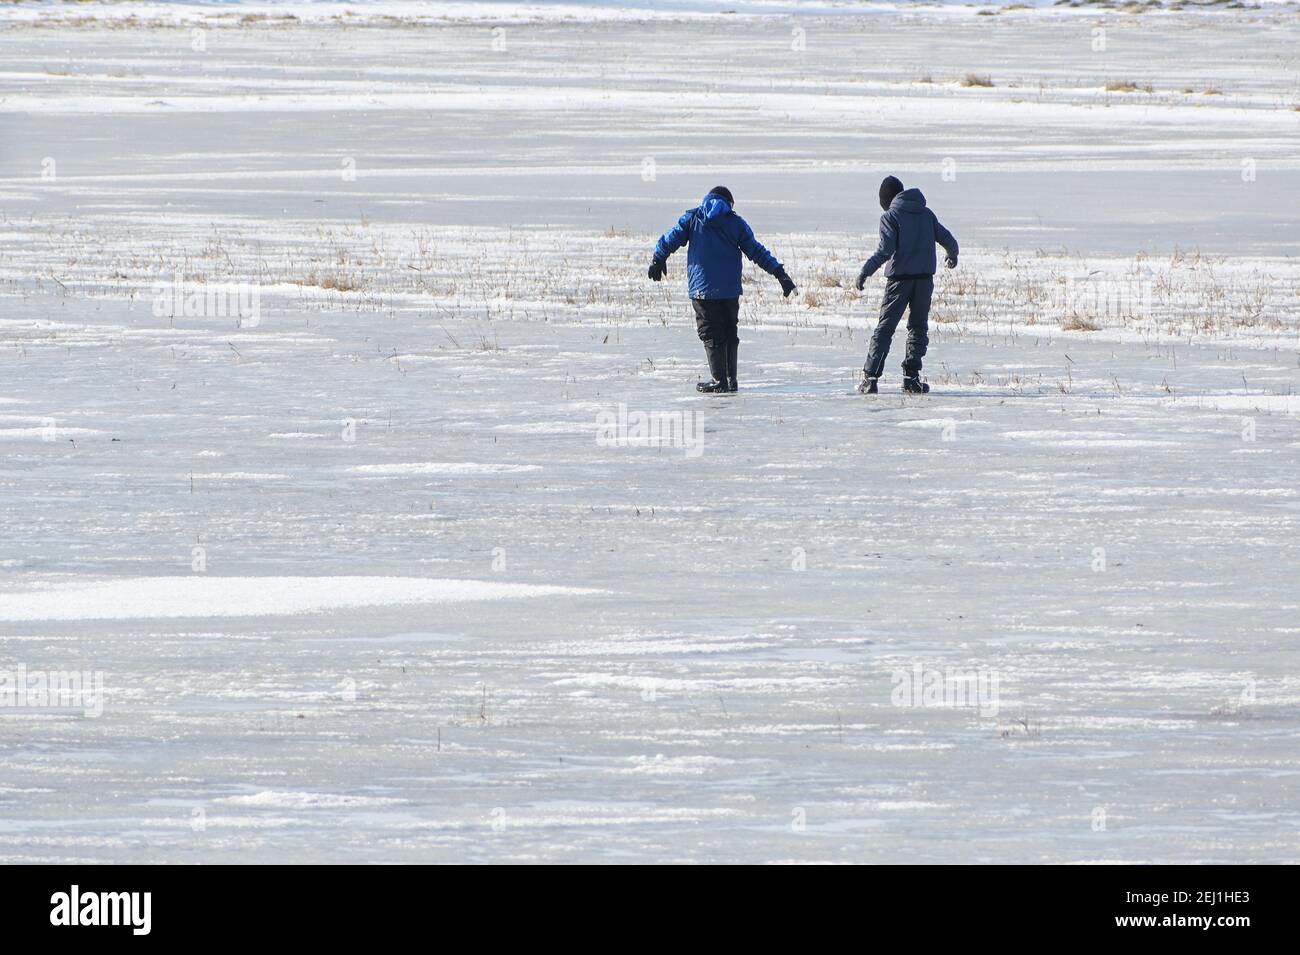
left=708, top=185, right=734, bottom=205
left=879, top=176, right=904, bottom=211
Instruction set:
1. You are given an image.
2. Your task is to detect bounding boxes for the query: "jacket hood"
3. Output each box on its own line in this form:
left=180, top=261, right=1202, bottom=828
left=699, top=193, right=733, bottom=222
left=891, top=187, right=927, bottom=213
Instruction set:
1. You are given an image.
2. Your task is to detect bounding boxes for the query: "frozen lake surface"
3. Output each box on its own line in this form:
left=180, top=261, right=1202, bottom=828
left=0, top=6, right=1297, bottom=863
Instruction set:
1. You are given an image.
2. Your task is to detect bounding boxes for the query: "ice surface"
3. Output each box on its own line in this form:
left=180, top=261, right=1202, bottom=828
left=0, top=7, right=1297, bottom=864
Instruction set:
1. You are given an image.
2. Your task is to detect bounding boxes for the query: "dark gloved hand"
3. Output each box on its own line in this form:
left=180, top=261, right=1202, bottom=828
left=855, top=265, right=874, bottom=291
left=945, top=256, right=957, bottom=270
left=648, top=257, right=667, bottom=281
left=776, top=270, right=797, bottom=298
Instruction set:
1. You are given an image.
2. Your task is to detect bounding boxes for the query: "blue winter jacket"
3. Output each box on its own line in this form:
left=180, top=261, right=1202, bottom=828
left=861, top=188, right=959, bottom=279
left=654, top=193, right=784, bottom=300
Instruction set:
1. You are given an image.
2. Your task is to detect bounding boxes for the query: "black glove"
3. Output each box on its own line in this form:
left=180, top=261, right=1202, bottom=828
left=647, top=257, right=667, bottom=281
left=776, top=269, right=797, bottom=298
left=855, top=265, right=874, bottom=291
left=945, top=256, right=957, bottom=270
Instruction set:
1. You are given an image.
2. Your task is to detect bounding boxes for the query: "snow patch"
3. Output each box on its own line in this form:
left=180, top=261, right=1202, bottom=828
left=349, top=462, right=542, bottom=475
left=0, top=576, right=601, bottom=621
left=215, top=791, right=405, bottom=809
left=189, top=471, right=287, bottom=480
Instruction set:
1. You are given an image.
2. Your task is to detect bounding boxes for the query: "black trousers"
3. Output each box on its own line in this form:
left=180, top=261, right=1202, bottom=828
left=692, top=297, right=739, bottom=384
left=864, top=276, right=932, bottom=379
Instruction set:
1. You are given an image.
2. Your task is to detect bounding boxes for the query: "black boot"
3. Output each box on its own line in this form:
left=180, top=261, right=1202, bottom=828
left=726, top=341, right=738, bottom=392
left=902, top=375, right=930, bottom=394
left=857, top=376, right=879, bottom=395
left=697, top=340, right=729, bottom=393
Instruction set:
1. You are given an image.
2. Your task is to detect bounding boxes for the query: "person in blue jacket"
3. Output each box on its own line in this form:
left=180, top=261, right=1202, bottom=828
left=648, top=186, right=796, bottom=393
left=855, top=176, right=959, bottom=395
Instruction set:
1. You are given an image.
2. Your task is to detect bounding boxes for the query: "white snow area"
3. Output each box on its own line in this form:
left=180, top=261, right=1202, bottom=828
left=6, top=0, right=1300, bottom=28
left=0, top=577, right=600, bottom=621
left=0, top=7, right=1298, bottom=864
left=0, top=1, right=1130, bottom=29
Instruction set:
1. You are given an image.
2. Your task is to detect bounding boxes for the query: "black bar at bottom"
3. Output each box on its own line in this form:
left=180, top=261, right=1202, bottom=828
left=0, top=865, right=1287, bottom=941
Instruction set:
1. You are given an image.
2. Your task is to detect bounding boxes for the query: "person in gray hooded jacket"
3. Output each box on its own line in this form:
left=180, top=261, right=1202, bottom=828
left=855, top=176, right=959, bottom=394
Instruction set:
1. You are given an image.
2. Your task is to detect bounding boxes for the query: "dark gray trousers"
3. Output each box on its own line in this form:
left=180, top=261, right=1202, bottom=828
left=864, top=276, right=932, bottom=378
left=693, top=297, right=739, bottom=385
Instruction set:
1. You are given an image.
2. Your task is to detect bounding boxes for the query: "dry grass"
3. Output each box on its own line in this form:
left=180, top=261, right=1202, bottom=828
left=960, top=73, right=995, bottom=88
left=1059, top=313, right=1102, bottom=332
left=238, top=13, right=300, bottom=24
left=998, top=714, right=1042, bottom=738
left=1105, top=80, right=1153, bottom=93
left=294, top=270, right=368, bottom=292
left=24, top=215, right=1299, bottom=346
